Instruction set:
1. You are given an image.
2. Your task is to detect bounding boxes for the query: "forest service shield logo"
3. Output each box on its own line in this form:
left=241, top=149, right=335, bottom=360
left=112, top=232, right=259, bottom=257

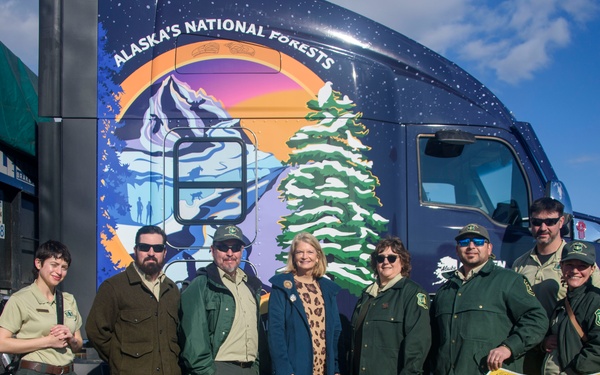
left=416, top=293, right=429, bottom=310
left=524, top=279, right=535, bottom=296
left=595, top=309, right=600, bottom=326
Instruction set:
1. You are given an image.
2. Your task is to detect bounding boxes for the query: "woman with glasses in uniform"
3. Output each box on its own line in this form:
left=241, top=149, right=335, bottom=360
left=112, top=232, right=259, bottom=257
left=350, top=237, right=431, bottom=375
left=268, top=232, right=342, bottom=375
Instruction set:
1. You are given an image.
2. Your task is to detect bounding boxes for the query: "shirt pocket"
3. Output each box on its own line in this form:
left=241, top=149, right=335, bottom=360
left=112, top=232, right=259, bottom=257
left=454, top=301, right=505, bottom=342
left=119, top=309, right=154, bottom=357
left=366, top=305, right=404, bottom=349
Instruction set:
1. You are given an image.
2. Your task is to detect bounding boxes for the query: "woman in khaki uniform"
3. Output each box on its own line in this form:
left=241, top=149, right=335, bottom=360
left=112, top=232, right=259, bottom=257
left=0, top=240, right=82, bottom=375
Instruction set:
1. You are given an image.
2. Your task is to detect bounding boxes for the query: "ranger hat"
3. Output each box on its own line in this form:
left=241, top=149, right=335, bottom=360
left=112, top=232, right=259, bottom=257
left=561, top=240, right=597, bottom=265
left=213, top=225, right=245, bottom=244
left=455, top=223, right=490, bottom=242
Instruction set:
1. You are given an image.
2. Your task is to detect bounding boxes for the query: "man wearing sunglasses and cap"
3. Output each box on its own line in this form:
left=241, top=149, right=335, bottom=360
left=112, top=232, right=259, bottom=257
left=179, top=224, right=263, bottom=375
left=86, top=225, right=182, bottom=375
left=431, top=223, right=548, bottom=375
left=512, top=198, right=600, bottom=374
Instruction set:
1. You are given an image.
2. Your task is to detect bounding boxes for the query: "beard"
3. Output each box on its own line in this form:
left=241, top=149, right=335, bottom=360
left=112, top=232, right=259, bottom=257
left=136, top=256, right=164, bottom=276
left=535, top=229, right=557, bottom=245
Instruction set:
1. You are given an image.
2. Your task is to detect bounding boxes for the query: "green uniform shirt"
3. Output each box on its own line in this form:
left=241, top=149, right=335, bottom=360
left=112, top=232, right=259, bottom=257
left=0, top=283, right=82, bottom=366
left=542, top=282, right=600, bottom=374
left=432, top=260, right=548, bottom=375
left=351, top=276, right=431, bottom=375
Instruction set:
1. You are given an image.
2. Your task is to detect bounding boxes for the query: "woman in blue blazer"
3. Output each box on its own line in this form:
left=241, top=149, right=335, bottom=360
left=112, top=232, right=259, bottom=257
left=268, top=232, right=341, bottom=375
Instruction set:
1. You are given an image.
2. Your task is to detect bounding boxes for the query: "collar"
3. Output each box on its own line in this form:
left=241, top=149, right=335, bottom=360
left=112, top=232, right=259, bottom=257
left=532, top=239, right=566, bottom=260
left=367, top=273, right=404, bottom=297
left=448, top=259, right=493, bottom=282
left=31, top=282, right=55, bottom=305
left=217, top=264, right=246, bottom=284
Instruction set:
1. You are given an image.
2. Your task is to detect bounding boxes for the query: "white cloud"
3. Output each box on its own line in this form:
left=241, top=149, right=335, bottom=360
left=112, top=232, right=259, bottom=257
left=0, top=0, right=39, bottom=73
left=566, top=154, right=600, bottom=166
left=328, top=0, right=599, bottom=84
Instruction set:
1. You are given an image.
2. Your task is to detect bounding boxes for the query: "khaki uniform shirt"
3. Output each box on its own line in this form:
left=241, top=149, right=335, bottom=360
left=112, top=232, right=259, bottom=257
left=215, top=268, right=258, bottom=362
left=133, top=262, right=166, bottom=301
left=0, top=283, right=82, bottom=366
left=512, top=240, right=600, bottom=317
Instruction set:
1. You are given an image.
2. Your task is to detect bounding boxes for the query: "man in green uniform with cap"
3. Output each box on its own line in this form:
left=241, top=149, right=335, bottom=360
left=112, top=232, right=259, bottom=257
left=431, top=223, right=548, bottom=374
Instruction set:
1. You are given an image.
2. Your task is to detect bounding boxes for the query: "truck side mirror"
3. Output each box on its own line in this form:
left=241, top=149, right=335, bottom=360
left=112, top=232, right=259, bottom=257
left=425, top=129, right=476, bottom=158
left=545, top=180, right=574, bottom=238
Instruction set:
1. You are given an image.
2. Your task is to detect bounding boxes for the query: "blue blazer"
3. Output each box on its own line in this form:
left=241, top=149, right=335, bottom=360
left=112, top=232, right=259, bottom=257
left=268, top=273, right=342, bottom=375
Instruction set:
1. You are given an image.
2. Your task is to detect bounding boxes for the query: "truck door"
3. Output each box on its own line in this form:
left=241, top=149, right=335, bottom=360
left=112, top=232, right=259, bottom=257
left=406, top=125, right=542, bottom=292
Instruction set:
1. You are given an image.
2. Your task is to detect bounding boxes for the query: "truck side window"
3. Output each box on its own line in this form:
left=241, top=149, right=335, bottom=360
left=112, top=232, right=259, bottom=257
left=419, top=136, right=528, bottom=227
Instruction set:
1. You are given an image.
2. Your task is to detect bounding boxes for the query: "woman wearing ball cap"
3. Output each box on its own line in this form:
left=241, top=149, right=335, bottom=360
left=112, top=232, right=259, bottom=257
left=541, top=240, right=600, bottom=374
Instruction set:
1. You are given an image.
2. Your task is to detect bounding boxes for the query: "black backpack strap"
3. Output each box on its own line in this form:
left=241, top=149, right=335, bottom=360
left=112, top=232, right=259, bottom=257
left=55, top=290, right=64, bottom=325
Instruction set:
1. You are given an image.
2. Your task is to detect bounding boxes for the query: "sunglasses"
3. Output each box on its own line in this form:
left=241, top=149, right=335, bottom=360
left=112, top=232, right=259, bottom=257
left=457, top=238, right=487, bottom=247
left=215, top=243, right=243, bottom=252
left=375, top=254, right=398, bottom=264
left=531, top=217, right=561, bottom=227
left=137, top=243, right=166, bottom=252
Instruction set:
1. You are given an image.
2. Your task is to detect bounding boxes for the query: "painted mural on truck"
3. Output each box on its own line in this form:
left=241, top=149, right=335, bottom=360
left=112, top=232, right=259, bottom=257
left=96, top=5, right=390, bottom=296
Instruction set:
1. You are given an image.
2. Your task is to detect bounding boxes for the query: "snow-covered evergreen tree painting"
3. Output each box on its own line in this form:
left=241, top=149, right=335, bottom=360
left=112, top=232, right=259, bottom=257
left=276, top=82, right=389, bottom=296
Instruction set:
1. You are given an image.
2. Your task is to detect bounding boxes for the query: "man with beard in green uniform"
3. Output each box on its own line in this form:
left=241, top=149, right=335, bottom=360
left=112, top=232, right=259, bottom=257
left=431, top=223, right=548, bottom=374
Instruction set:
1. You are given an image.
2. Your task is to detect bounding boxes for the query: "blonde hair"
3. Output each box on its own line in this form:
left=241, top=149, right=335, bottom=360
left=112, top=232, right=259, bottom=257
left=284, top=232, right=328, bottom=278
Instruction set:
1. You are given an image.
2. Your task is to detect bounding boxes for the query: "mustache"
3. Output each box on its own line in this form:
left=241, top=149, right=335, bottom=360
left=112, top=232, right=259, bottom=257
left=144, top=256, right=158, bottom=262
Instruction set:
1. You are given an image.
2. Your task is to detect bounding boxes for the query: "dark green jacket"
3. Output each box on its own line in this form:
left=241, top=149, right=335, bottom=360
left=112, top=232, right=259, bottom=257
left=85, top=263, right=181, bottom=375
left=431, top=261, right=548, bottom=375
left=351, top=277, right=431, bottom=375
left=543, top=281, right=600, bottom=374
left=178, top=263, right=263, bottom=375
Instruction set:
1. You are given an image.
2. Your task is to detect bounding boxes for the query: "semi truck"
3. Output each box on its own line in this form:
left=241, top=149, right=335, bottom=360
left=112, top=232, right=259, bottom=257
left=32, top=0, right=600, bottom=326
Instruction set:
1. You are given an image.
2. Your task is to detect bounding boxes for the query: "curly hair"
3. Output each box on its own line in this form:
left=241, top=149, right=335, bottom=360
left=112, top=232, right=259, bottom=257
left=370, top=236, right=412, bottom=278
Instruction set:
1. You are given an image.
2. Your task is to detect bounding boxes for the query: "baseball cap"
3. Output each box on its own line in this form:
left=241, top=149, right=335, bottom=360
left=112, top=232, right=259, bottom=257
left=213, top=225, right=245, bottom=244
left=561, top=241, right=597, bottom=265
left=455, top=223, right=491, bottom=242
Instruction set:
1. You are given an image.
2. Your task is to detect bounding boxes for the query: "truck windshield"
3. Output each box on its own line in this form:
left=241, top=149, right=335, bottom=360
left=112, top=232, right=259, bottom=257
left=419, top=136, right=528, bottom=227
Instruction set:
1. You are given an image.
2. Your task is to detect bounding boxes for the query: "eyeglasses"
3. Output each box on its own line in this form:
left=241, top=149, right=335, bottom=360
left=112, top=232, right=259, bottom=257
left=375, top=254, right=398, bottom=264
left=531, top=217, right=561, bottom=227
left=457, top=238, right=487, bottom=247
left=215, top=243, right=243, bottom=252
left=137, top=243, right=166, bottom=252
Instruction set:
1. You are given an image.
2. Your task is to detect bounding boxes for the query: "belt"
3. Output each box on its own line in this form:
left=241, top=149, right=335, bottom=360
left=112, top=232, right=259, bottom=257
left=225, top=361, right=254, bottom=368
left=19, top=360, right=74, bottom=375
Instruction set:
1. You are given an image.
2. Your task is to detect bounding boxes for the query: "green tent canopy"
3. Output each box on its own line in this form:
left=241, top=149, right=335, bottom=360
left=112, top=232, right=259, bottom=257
left=0, top=41, right=42, bottom=156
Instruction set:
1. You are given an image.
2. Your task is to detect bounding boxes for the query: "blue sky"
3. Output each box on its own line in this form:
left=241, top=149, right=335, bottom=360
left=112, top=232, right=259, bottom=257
left=1, top=0, right=599, bottom=217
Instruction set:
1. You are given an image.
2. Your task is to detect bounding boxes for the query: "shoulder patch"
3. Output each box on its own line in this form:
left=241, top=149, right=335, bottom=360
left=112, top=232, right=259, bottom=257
left=524, top=279, right=535, bottom=296
left=595, top=309, right=600, bottom=327
left=416, top=293, right=429, bottom=310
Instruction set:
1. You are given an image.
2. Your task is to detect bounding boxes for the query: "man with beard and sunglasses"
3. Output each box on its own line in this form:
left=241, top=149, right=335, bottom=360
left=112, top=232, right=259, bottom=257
left=512, top=198, right=600, bottom=374
left=179, top=224, right=263, bottom=375
left=431, top=223, right=547, bottom=375
left=86, top=225, right=181, bottom=375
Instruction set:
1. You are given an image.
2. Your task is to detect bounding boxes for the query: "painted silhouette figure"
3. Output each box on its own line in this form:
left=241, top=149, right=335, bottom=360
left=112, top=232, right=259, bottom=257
left=146, top=201, right=153, bottom=224
left=137, top=197, right=143, bottom=223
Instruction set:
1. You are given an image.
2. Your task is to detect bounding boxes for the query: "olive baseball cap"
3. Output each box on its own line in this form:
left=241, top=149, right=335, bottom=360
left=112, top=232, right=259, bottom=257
left=213, top=225, right=245, bottom=244
left=455, top=223, right=491, bottom=242
left=561, top=241, right=597, bottom=265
